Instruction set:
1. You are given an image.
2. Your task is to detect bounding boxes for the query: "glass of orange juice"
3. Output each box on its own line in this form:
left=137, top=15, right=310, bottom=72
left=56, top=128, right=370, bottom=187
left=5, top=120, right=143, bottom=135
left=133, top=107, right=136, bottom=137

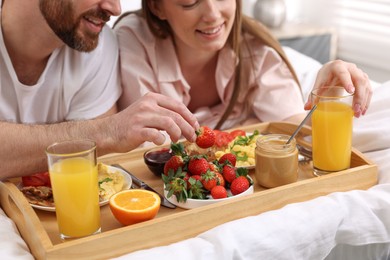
left=46, top=140, right=101, bottom=240
left=311, top=87, right=354, bottom=176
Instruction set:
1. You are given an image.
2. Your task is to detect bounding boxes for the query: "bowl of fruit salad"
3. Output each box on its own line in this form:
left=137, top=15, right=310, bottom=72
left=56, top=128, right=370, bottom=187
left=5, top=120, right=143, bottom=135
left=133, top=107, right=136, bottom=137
left=161, top=126, right=255, bottom=209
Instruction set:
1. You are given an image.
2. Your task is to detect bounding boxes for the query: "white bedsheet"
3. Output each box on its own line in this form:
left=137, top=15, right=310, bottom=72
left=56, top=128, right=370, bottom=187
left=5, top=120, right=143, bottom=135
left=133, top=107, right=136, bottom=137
left=115, top=185, right=390, bottom=260
left=1, top=48, right=389, bottom=259
left=0, top=208, right=33, bottom=259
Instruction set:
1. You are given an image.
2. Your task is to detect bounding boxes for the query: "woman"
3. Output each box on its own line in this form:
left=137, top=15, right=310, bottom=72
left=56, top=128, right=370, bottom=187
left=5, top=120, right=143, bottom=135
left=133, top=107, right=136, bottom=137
left=114, top=0, right=372, bottom=130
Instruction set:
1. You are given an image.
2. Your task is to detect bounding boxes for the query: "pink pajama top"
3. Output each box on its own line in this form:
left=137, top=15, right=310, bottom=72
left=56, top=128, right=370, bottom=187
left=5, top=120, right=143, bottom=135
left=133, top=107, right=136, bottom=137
left=114, top=14, right=304, bottom=130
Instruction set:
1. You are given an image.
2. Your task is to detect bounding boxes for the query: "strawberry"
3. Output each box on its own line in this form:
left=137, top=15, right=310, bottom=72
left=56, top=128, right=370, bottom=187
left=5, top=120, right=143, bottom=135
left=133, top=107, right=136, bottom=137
left=188, top=156, right=210, bottom=176
left=229, top=129, right=246, bottom=138
left=215, top=172, right=225, bottom=187
left=218, top=153, right=237, bottom=167
left=201, top=170, right=218, bottom=191
left=214, top=131, right=234, bottom=148
left=187, top=176, right=206, bottom=199
left=195, top=126, right=216, bottom=149
left=211, top=185, right=228, bottom=199
left=169, top=177, right=187, bottom=193
left=162, top=169, right=188, bottom=201
left=191, top=174, right=202, bottom=181
left=208, top=162, right=220, bottom=172
left=162, top=167, right=189, bottom=202
left=230, top=176, right=250, bottom=195
left=168, top=177, right=188, bottom=202
left=187, top=174, right=202, bottom=189
left=163, top=155, right=185, bottom=176
left=170, top=142, right=186, bottom=156
left=183, top=172, right=191, bottom=185
left=222, top=164, right=236, bottom=183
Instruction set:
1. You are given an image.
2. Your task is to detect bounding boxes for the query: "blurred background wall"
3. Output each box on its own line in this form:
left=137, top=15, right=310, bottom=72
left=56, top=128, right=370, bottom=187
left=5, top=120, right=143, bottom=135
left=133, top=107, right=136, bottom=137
left=282, top=0, right=390, bottom=83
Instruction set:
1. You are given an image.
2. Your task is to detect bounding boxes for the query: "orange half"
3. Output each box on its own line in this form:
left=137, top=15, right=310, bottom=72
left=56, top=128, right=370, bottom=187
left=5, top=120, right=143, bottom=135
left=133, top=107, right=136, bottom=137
left=109, top=189, right=161, bottom=226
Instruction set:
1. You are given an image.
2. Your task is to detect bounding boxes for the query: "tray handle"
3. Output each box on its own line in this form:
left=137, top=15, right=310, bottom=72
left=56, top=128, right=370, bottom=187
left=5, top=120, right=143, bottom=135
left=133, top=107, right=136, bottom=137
left=0, top=181, right=52, bottom=259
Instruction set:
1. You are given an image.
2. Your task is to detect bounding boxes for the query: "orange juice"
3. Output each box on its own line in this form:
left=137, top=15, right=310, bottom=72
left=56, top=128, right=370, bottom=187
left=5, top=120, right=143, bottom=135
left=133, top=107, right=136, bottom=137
left=50, top=157, right=100, bottom=238
left=312, top=101, right=353, bottom=172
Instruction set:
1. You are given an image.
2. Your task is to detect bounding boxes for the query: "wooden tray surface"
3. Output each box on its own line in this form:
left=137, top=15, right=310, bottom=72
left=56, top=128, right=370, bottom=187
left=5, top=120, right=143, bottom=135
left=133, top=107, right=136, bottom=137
left=0, top=122, right=378, bottom=259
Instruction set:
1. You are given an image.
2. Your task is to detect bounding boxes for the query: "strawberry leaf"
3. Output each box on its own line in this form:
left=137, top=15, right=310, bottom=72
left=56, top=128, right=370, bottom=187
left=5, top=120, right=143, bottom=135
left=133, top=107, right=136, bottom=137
left=236, top=167, right=249, bottom=176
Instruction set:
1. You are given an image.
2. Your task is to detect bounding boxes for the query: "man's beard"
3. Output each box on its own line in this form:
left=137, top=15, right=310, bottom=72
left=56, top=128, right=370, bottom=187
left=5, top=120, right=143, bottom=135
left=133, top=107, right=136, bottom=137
left=39, top=0, right=109, bottom=52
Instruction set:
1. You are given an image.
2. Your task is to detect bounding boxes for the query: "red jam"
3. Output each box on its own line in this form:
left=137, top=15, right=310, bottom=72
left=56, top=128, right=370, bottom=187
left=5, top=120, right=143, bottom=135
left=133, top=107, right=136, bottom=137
left=145, top=148, right=172, bottom=164
left=144, top=148, right=173, bottom=176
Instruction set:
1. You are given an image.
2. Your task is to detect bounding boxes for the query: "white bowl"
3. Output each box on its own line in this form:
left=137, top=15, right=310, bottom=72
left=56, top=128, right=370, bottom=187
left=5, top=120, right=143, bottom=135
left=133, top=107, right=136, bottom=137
left=163, top=176, right=254, bottom=210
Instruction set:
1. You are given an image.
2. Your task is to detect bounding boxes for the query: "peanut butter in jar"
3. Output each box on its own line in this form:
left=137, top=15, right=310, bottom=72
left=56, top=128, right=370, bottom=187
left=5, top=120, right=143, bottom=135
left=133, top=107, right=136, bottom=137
left=255, top=134, right=298, bottom=188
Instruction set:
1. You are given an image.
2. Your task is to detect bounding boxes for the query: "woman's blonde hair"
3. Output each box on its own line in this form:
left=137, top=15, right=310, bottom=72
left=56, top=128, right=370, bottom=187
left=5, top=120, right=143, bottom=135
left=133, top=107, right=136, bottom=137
left=115, top=0, right=300, bottom=129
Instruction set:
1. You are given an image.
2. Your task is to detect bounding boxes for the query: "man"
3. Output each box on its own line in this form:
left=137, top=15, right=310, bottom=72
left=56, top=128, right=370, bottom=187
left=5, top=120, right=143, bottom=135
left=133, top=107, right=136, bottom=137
left=0, top=0, right=198, bottom=179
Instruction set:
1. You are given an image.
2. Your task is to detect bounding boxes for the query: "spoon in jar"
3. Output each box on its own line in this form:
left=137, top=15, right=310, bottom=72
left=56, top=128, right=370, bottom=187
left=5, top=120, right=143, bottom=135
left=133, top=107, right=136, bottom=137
left=286, top=104, right=317, bottom=145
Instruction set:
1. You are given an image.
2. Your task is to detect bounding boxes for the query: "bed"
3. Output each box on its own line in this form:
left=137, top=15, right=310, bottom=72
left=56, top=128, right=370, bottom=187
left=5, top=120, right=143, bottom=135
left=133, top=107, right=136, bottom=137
left=1, top=47, right=389, bottom=260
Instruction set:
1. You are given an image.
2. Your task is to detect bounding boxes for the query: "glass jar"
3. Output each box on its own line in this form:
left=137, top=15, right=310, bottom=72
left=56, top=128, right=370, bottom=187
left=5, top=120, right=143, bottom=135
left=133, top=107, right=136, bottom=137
left=255, top=134, right=298, bottom=188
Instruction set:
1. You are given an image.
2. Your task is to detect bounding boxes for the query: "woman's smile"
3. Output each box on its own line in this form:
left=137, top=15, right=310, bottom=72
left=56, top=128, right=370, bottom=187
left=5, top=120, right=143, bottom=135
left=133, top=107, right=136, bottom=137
left=197, top=24, right=224, bottom=36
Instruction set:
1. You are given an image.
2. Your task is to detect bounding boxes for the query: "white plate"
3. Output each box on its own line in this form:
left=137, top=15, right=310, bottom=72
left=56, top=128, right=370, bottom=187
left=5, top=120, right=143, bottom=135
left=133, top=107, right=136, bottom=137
left=238, top=165, right=255, bottom=170
left=19, top=165, right=132, bottom=212
left=163, top=176, right=254, bottom=210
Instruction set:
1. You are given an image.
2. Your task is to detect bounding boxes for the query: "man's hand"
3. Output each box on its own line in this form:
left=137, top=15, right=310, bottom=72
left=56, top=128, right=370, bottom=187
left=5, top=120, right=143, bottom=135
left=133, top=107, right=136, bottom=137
left=109, top=92, right=199, bottom=152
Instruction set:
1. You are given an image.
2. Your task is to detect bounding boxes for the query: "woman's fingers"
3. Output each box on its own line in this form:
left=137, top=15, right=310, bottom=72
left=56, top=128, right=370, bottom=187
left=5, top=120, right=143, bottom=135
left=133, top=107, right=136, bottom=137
left=305, top=60, right=372, bottom=117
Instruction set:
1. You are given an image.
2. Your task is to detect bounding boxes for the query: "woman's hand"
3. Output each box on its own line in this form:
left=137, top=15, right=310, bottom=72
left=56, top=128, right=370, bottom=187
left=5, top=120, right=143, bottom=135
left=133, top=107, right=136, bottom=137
left=304, top=60, right=373, bottom=117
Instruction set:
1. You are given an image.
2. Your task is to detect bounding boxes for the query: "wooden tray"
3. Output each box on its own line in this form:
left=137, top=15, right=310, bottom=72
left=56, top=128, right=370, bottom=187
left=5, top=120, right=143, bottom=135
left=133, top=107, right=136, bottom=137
left=0, top=122, right=378, bottom=259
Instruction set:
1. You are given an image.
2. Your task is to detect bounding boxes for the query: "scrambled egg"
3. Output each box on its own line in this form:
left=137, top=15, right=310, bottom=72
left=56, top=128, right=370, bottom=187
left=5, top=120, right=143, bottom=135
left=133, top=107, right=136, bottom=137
left=215, top=132, right=260, bottom=167
left=98, top=163, right=124, bottom=200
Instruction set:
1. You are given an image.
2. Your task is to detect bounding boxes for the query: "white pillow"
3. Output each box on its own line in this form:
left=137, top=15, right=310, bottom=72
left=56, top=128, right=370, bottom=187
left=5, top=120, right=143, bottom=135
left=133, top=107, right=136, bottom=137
left=0, top=207, right=34, bottom=259
left=282, top=46, right=322, bottom=101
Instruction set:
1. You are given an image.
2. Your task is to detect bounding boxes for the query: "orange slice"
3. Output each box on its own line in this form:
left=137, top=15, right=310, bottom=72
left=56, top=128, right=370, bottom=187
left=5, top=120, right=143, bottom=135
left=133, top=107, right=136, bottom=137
left=109, top=189, right=161, bottom=226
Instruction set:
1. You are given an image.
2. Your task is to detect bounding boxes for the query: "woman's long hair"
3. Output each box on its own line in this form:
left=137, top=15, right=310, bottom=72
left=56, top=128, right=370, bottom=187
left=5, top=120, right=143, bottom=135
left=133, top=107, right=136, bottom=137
left=114, top=0, right=301, bottom=129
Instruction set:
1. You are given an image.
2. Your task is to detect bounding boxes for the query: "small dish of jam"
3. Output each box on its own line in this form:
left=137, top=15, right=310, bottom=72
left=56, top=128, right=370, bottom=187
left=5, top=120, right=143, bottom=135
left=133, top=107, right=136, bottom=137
left=143, top=147, right=173, bottom=176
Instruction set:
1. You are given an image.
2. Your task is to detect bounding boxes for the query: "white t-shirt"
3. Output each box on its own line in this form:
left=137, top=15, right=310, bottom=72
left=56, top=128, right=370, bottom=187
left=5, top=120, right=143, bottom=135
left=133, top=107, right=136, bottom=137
left=0, top=13, right=121, bottom=124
